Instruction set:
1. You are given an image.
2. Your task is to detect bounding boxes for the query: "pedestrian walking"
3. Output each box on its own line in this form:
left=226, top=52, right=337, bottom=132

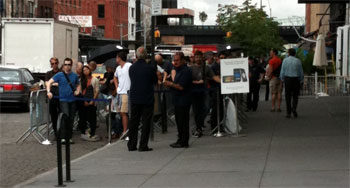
left=266, top=49, right=283, bottom=112
left=46, top=58, right=80, bottom=144
left=280, top=48, right=304, bottom=118
left=127, top=47, right=158, bottom=152
left=164, top=52, right=192, bottom=148
left=45, top=57, right=60, bottom=138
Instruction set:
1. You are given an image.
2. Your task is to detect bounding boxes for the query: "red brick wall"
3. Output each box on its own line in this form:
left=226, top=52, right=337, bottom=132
left=52, top=0, right=128, bottom=40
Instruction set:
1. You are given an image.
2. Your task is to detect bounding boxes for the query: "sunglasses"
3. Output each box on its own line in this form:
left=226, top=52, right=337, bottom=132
left=51, top=62, right=58, bottom=65
left=64, top=64, right=72, bottom=66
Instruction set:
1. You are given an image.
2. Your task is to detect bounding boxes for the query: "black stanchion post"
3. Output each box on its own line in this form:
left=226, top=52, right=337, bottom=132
left=108, top=99, right=112, bottom=144
left=56, top=114, right=65, bottom=187
left=161, top=91, right=167, bottom=133
left=65, top=116, right=74, bottom=183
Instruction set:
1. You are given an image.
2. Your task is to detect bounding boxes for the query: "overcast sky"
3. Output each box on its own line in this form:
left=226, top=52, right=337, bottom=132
left=177, top=0, right=306, bottom=25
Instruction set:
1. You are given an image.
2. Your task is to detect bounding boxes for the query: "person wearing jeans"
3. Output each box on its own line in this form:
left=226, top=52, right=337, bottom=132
left=47, top=58, right=80, bottom=144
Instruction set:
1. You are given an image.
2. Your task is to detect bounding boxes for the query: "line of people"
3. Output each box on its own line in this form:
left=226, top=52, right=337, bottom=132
left=45, top=46, right=303, bottom=151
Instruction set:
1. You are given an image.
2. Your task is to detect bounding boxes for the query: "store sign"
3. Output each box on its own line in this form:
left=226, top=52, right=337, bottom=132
left=58, top=15, right=92, bottom=27
left=220, top=58, right=249, bottom=94
left=152, top=0, right=162, bottom=15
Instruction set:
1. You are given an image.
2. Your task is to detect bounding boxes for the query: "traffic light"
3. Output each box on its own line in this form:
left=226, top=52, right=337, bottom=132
left=226, top=31, right=232, bottom=38
left=154, top=30, right=160, bottom=38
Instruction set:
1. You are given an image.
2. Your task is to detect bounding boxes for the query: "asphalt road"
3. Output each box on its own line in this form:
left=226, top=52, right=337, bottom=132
left=0, top=107, right=110, bottom=187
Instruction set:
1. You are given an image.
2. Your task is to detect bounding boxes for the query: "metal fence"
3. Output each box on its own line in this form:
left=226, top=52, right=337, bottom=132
left=300, top=75, right=350, bottom=97
left=16, top=89, right=51, bottom=144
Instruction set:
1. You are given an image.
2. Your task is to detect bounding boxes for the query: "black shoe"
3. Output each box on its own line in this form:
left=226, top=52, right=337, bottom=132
left=286, top=114, right=291, bottom=118
left=128, top=147, right=137, bottom=151
left=170, top=143, right=188, bottom=148
left=138, top=147, right=153, bottom=152
left=292, top=111, right=298, bottom=118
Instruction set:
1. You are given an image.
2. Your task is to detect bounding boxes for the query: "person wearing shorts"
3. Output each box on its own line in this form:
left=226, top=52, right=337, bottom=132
left=114, top=52, right=132, bottom=137
left=268, top=49, right=282, bottom=112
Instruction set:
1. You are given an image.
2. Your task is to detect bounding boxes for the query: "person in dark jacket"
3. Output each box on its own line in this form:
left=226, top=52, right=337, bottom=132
left=164, top=52, right=192, bottom=148
left=127, top=47, right=158, bottom=152
left=45, top=57, right=60, bottom=138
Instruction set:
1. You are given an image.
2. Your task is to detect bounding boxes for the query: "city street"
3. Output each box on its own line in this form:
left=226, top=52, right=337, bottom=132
left=0, top=107, right=110, bottom=187
left=10, top=95, right=350, bottom=188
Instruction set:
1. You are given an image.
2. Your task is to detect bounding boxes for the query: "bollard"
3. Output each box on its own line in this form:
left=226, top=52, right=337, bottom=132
left=55, top=113, right=65, bottom=187
left=64, top=113, right=74, bottom=183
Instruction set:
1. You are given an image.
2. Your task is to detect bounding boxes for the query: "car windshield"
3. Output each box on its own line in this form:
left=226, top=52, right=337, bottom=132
left=0, top=70, right=20, bottom=82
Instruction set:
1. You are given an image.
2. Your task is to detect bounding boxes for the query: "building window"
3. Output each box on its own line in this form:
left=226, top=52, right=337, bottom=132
left=98, top=4, right=105, bottom=18
left=97, top=25, right=105, bottom=37
left=131, top=24, right=135, bottom=36
left=131, top=8, right=134, bottom=18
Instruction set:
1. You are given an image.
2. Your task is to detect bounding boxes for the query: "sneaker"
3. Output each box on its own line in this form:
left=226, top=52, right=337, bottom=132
left=61, top=139, right=65, bottom=144
left=120, top=131, right=128, bottom=140
left=86, top=135, right=100, bottom=142
left=125, top=136, right=129, bottom=141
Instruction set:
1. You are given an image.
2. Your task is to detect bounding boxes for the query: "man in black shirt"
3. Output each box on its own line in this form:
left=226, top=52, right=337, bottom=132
left=127, top=47, right=158, bottom=152
left=247, top=57, right=265, bottom=112
left=45, top=57, right=60, bottom=138
left=164, top=52, right=192, bottom=148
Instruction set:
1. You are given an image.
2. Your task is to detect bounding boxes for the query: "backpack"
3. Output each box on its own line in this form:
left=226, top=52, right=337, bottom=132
left=272, top=63, right=282, bottom=77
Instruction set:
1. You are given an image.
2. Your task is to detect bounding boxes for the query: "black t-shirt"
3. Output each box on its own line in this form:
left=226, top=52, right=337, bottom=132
left=171, top=65, right=192, bottom=106
left=101, top=71, right=114, bottom=95
left=45, top=70, right=60, bottom=96
left=210, top=62, right=220, bottom=88
left=249, top=64, right=264, bottom=85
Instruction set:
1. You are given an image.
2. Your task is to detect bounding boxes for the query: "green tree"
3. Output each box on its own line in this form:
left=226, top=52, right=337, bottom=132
left=199, top=11, right=208, bottom=25
left=217, top=0, right=284, bottom=57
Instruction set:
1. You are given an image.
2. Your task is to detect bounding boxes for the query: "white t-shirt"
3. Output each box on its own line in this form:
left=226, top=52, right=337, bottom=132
left=114, top=62, right=132, bottom=94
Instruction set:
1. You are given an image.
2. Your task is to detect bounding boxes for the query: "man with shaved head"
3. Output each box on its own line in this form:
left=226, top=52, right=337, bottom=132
left=155, top=54, right=173, bottom=82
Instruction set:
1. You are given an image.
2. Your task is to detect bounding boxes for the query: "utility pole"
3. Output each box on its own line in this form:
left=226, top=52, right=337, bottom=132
left=260, top=0, right=262, bottom=9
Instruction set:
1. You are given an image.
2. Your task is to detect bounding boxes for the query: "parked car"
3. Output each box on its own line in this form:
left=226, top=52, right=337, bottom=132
left=0, top=67, right=41, bottom=111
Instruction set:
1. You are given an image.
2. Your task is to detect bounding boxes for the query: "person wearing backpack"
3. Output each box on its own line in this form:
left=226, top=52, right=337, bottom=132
left=266, top=49, right=283, bottom=112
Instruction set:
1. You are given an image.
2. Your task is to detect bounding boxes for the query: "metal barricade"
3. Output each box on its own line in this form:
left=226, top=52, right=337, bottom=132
left=300, top=75, right=350, bottom=97
left=16, top=89, right=51, bottom=144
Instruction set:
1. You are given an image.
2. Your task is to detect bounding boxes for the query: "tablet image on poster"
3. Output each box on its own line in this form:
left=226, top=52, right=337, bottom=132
left=220, top=58, right=249, bottom=94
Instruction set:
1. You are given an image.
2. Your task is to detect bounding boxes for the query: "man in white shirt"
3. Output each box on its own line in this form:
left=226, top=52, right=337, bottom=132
left=113, top=52, right=132, bottom=137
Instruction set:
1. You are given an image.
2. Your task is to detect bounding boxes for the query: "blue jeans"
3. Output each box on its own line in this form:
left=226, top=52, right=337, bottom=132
left=59, top=101, right=76, bottom=140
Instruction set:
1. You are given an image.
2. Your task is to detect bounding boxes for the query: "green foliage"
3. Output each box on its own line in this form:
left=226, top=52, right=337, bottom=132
left=296, top=48, right=315, bottom=75
left=217, top=0, right=284, bottom=57
left=199, top=11, right=208, bottom=25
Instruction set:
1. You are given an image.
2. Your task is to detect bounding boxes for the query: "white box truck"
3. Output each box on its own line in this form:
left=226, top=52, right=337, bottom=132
left=1, top=18, right=79, bottom=75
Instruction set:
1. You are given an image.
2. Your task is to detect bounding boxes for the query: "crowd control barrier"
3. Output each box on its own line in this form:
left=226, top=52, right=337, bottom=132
left=16, top=89, right=52, bottom=144
left=300, top=74, right=350, bottom=97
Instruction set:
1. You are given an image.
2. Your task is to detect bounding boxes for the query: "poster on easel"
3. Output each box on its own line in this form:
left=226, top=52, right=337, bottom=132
left=220, top=58, right=249, bottom=94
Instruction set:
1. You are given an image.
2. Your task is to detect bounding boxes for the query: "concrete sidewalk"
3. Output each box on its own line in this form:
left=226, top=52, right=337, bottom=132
left=17, top=97, right=349, bottom=188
